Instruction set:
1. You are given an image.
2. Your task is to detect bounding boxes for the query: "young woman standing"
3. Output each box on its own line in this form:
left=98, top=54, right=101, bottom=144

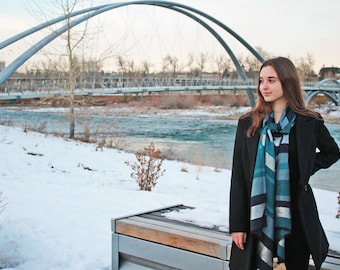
left=229, top=57, right=339, bottom=270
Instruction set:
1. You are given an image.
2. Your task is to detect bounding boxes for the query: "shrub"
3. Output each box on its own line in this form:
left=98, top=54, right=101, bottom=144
left=24, top=121, right=47, bottom=133
left=125, top=142, right=165, bottom=191
left=158, top=95, right=196, bottom=109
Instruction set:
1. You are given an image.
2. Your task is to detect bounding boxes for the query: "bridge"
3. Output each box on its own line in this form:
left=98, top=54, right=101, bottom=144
left=304, top=78, right=340, bottom=106
left=0, top=0, right=339, bottom=106
left=1, top=75, right=339, bottom=106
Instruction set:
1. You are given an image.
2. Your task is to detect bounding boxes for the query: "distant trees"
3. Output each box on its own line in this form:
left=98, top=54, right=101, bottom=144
left=162, top=54, right=179, bottom=76
left=13, top=50, right=321, bottom=84
left=215, top=54, right=232, bottom=79
left=196, top=53, right=207, bottom=78
left=295, top=53, right=317, bottom=81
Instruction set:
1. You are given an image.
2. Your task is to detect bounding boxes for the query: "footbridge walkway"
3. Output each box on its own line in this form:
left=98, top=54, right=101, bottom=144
left=0, top=77, right=339, bottom=106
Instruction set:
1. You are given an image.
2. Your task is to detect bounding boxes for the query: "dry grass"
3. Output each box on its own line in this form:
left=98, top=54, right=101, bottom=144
left=8, top=92, right=250, bottom=108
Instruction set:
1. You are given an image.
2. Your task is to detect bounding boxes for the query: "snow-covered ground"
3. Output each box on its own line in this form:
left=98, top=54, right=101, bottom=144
left=0, top=106, right=339, bottom=270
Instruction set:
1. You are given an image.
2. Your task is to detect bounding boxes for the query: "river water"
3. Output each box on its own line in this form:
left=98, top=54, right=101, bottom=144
left=0, top=106, right=339, bottom=192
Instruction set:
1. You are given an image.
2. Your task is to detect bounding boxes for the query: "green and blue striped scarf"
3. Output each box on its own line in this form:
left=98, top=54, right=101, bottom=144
left=250, top=106, right=296, bottom=269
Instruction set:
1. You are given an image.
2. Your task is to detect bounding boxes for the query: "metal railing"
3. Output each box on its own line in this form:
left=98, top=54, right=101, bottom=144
left=1, top=76, right=339, bottom=105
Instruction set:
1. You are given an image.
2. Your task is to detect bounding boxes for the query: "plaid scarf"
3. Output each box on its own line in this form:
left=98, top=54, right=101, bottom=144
left=250, top=106, right=296, bottom=269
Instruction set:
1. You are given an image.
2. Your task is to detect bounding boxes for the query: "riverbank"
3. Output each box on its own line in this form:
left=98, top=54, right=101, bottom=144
left=91, top=101, right=340, bottom=122
left=3, top=101, right=339, bottom=122
left=1, top=103, right=339, bottom=192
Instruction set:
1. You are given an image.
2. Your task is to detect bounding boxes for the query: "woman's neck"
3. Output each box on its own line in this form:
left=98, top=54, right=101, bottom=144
left=272, top=100, right=288, bottom=123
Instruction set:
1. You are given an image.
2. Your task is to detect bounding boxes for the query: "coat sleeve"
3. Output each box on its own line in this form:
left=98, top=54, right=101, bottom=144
left=229, top=118, right=251, bottom=233
left=312, top=120, right=339, bottom=175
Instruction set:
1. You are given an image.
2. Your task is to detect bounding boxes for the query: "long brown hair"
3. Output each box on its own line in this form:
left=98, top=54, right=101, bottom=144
left=244, top=56, right=321, bottom=137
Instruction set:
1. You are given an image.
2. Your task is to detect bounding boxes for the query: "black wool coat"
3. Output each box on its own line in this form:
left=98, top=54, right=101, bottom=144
left=229, top=113, right=339, bottom=270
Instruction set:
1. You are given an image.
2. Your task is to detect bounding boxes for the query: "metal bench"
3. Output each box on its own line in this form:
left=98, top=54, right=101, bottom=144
left=111, top=204, right=232, bottom=270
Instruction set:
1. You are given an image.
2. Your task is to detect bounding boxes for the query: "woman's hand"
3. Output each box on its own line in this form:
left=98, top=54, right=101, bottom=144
left=231, top=232, right=247, bottom=250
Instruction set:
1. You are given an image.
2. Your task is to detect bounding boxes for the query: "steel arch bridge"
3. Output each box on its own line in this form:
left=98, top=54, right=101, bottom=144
left=305, top=78, right=340, bottom=106
left=0, top=0, right=265, bottom=107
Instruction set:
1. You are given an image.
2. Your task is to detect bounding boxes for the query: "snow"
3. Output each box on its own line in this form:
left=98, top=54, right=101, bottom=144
left=0, top=123, right=339, bottom=270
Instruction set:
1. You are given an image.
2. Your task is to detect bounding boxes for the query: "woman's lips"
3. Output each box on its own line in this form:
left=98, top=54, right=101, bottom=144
left=262, top=92, right=271, bottom=97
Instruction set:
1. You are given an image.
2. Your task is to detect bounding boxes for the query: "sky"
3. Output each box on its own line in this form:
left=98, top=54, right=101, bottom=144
left=0, top=108, right=339, bottom=269
left=0, top=0, right=340, bottom=73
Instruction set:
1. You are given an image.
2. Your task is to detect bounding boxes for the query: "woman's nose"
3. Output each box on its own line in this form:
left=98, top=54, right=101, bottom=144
left=261, top=81, right=269, bottom=89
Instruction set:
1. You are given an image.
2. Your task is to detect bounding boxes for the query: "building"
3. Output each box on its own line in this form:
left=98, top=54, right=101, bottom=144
left=319, top=67, right=340, bottom=80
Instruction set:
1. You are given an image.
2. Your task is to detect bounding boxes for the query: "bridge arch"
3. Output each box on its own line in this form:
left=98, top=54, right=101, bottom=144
left=305, top=78, right=340, bottom=106
left=0, top=1, right=265, bottom=106
left=315, top=78, right=340, bottom=87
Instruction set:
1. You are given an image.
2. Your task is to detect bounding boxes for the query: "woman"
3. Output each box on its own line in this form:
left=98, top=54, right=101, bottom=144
left=229, top=57, right=339, bottom=270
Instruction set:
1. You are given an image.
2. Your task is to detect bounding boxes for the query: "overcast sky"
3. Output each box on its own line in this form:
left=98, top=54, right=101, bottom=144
left=1, top=0, right=340, bottom=72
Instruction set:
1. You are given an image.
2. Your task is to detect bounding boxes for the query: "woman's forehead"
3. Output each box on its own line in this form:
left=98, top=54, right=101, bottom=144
left=260, top=66, right=278, bottom=78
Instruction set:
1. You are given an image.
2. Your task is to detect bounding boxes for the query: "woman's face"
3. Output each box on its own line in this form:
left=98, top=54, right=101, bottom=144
left=259, top=66, right=287, bottom=105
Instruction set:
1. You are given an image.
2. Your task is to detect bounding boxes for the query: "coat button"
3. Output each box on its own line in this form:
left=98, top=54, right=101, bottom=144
left=304, top=185, right=308, bottom=192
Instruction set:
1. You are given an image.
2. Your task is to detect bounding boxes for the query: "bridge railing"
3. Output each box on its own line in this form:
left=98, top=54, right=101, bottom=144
left=0, top=77, right=339, bottom=106
left=0, top=76, right=257, bottom=93
left=2, top=75, right=338, bottom=93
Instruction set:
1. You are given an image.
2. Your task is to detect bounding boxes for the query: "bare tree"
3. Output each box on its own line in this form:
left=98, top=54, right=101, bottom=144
left=254, top=47, right=272, bottom=61
left=60, top=0, right=92, bottom=138
left=186, top=53, right=195, bottom=75
left=169, top=55, right=179, bottom=76
left=295, top=53, right=316, bottom=81
left=127, top=60, right=135, bottom=74
left=141, top=60, right=152, bottom=76
left=215, top=55, right=232, bottom=79
left=162, top=54, right=178, bottom=76
left=116, top=55, right=126, bottom=75
left=243, top=55, right=262, bottom=80
left=31, top=0, right=94, bottom=138
left=197, top=53, right=207, bottom=78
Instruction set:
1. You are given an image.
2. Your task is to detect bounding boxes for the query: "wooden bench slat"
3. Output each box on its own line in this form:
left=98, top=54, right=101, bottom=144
left=116, top=218, right=229, bottom=259
left=129, top=216, right=231, bottom=242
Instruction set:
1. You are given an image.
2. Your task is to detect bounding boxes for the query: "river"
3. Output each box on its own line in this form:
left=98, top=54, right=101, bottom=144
left=0, top=106, right=339, bottom=192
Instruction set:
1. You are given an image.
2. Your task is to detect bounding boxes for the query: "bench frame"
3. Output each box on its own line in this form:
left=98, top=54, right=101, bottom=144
left=111, top=204, right=232, bottom=270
